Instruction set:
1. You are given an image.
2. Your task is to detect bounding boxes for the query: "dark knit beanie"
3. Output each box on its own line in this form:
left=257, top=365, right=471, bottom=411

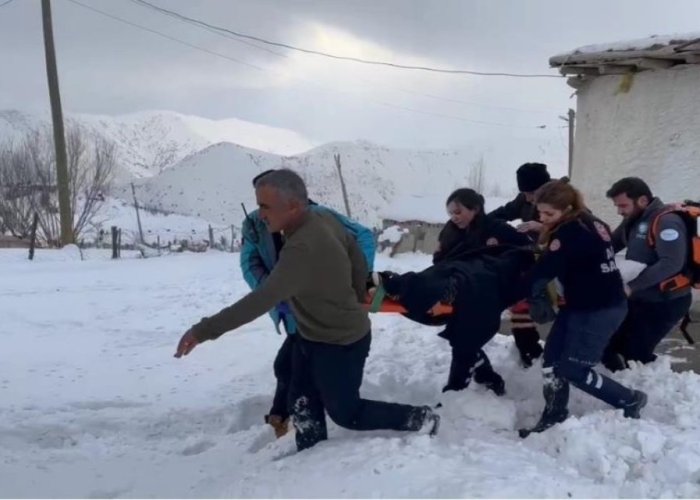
left=516, top=163, right=550, bottom=192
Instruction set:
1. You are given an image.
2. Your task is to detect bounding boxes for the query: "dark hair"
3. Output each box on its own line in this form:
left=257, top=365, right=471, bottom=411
left=534, top=180, right=585, bottom=212
left=446, top=188, right=485, bottom=212
left=446, top=188, right=485, bottom=229
left=254, top=168, right=308, bottom=203
left=606, top=177, right=653, bottom=201
left=252, top=169, right=276, bottom=187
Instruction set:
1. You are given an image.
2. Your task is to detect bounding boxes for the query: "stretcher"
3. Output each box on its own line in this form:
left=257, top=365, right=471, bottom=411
left=363, top=287, right=453, bottom=315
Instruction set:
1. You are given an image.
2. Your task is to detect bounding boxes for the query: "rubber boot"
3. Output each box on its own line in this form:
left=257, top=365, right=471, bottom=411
left=519, top=373, right=569, bottom=438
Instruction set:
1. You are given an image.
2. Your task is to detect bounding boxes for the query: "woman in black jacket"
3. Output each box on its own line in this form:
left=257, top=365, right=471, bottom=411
left=435, top=189, right=544, bottom=368
left=520, top=180, right=647, bottom=437
left=433, top=188, right=532, bottom=264
left=427, top=189, right=532, bottom=395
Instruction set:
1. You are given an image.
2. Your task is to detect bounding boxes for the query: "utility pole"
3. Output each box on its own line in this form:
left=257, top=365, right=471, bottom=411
left=41, top=0, right=73, bottom=246
left=333, top=153, right=352, bottom=218
left=559, top=108, right=576, bottom=178
left=130, top=183, right=145, bottom=244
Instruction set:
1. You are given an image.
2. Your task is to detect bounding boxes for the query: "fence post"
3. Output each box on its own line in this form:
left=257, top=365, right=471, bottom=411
left=111, top=226, right=118, bottom=259
left=28, top=212, right=39, bottom=261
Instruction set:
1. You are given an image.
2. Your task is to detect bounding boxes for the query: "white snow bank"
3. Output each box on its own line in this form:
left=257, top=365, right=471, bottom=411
left=1, top=250, right=698, bottom=498
left=378, top=225, right=409, bottom=244
left=83, top=196, right=219, bottom=246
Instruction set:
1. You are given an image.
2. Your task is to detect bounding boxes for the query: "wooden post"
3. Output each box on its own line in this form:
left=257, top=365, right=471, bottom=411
left=130, top=183, right=145, bottom=244
left=334, top=153, right=352, bottom=218
left=117, top=229, right=122, bottom=258
left=208, top=224, right=214, bottom=248
left=41, top=0, right=73, bottom=246
left=28, top=212, right=39, bottom=260
left=230, top=225, right=235, bottom=252
left=111, top=226, right=118, bottom=259
left=568, top=108, right=575, bottom=178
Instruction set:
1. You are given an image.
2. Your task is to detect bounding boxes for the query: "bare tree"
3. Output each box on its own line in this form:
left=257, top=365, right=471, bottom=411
left=0, top=126, right=115, bottom=246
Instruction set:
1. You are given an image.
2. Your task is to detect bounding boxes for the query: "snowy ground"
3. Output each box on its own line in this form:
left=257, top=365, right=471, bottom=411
left=82, top=197, right=224, bottom=247
left=3, top=249, right=700, bottom=498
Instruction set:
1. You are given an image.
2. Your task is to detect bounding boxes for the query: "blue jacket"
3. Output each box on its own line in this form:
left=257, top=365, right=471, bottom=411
left=240, top=205, right=376, bottom=334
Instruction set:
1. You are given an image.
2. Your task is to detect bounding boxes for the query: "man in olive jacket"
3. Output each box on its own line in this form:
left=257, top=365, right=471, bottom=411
left=175, top=169, right=439, bottom=451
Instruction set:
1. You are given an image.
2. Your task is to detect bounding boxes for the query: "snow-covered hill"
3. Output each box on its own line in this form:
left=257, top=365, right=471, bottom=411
left=122, top=140, right=548, bottom=228
left=2, top=109, right=567, bottom=228
left=0, top=109, right=315, bottom=182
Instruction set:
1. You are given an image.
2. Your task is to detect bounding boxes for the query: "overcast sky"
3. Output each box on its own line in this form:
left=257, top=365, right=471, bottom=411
left=2, top=0, right=700, bottom=163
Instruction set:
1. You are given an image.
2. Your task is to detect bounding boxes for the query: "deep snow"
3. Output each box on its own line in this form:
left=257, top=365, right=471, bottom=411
left=2, top=249, right=700, bottom=498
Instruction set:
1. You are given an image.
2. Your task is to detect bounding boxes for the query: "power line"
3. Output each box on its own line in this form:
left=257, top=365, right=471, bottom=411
left=130, top=0, right=562, bottom=79
left=64, top=0, right=552, bottom=130
left=0, top=0, right=16, bottom=9
left=125, top=0, right=560, bottom=114
left=64, top=0, right=268, bottom=73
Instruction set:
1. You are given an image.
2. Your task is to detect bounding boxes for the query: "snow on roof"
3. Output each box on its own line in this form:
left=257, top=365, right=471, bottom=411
left=382, top=195, right=511, bottom=224
left=550, top=33, right=700, bottom=77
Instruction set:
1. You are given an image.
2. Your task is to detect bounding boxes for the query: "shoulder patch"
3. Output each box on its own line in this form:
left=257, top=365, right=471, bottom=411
left=486, top=237, right=499, bottom=246
left=637, top=222, right=649, bottom=235
left=660, top=228, right=680, bottom=242
left=549, top=239, right=561, bottom=252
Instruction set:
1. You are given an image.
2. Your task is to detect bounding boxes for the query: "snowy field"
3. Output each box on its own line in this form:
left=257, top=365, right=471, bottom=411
left=3, top=249, right=700, bottom=498
left=82, top=197, right=220, bottom=247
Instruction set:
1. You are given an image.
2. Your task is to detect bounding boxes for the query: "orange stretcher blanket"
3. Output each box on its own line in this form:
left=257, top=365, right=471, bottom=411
left=362, top=292, right=453, bottom=315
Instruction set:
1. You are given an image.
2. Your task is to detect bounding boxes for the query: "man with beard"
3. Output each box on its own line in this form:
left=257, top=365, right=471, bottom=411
left=602, top=177, right=692, bottom=370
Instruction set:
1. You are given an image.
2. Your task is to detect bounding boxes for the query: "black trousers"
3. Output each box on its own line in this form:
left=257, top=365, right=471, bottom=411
left=288, top=333, right=423, bottom=451
left=603, top=294, right=692, bottom=369
left=269, top=334, right=295, bottom=420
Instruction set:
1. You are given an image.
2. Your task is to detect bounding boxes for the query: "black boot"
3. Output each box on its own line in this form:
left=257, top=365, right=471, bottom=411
left=513, top=327, right=543, bottom=368
left=623, top=390, right=648, bottom=419
left=519, top=374, right=569, bottom=438
left=473, top=352, right=506, bottom=396
left=406, top=406, right=441, bottom=436
left=442, top=350, right=473, bottom=393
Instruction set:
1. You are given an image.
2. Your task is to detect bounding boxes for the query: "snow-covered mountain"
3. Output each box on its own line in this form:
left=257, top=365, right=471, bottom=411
left=0, top=109, right=315, bottom=182
left=2, top=109, right=566, bottom=228
left=120, top=140, right=544, bottom=228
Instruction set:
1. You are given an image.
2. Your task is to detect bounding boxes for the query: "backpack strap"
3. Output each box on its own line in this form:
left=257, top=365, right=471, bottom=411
left=647, top=208, right=676, bottom=247
left=646, top=206, right=696, bottom=293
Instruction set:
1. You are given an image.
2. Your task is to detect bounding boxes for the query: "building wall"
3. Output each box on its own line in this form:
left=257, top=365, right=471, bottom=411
left=572, top=65, right=700, bottom=225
